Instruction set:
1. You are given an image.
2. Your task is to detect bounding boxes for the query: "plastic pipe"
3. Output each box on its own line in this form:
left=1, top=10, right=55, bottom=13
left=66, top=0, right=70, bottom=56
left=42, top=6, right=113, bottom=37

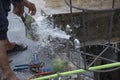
left=31, top=62, right=120, bottom=80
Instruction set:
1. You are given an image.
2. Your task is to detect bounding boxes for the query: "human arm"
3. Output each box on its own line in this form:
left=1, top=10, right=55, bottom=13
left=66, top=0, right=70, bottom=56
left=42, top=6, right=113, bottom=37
left=12, top=0, right=36, bottom=16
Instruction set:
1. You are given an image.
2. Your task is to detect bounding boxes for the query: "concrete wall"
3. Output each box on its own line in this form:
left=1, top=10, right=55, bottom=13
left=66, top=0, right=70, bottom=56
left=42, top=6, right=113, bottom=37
left=43, top=0, right=120, bottom=9
left=29, top=0, right=120, bottom=42
left=50, top=10, right=120, bottom=42
left=29, top=0, right=120, bottom=15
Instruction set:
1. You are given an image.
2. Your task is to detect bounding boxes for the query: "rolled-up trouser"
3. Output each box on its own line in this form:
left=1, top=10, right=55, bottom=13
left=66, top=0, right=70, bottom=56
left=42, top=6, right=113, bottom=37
left=0, top=0, right=9, bottom=40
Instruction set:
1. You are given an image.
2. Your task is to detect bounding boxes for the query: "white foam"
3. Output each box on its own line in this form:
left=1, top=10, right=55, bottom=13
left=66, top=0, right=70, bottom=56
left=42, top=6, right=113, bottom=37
left=35, top=15, right=70, bottom=43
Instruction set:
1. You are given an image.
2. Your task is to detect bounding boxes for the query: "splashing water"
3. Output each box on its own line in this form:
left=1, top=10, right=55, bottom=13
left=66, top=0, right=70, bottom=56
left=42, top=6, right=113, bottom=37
left=30, top=14, right=93, bottom=80
left=34, top=15, right=70, bottom=47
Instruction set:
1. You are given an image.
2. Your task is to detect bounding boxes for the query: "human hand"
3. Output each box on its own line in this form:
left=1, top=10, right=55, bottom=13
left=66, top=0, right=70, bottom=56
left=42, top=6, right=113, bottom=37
left=23, top=0, right=36, bottom=16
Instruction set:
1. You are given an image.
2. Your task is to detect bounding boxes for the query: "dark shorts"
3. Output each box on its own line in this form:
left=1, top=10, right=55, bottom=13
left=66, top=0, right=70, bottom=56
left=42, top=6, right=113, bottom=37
left=0, top=0, right=9, bottom=40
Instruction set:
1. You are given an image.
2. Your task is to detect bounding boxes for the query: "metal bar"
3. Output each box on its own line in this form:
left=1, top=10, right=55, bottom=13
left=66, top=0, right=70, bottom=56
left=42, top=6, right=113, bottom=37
left=81, top=52, right=116, bottom=63
left=112, top=0, right=115, bottom=8
left=82, top=10, right=87, bottom=69
left=31, top=62, right=120, bottom=80
left=108, top=7, right=115, bottom=43
left=64, top=0, right=120, bottom=11
left=88, top=46, right=109, bottom=67
left=69, top=0, right=73, bottom=29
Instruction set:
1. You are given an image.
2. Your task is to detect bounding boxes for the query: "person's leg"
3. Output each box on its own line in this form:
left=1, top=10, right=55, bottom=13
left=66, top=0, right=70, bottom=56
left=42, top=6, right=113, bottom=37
left=0, top=41, right=19, bottom=80
left=0, top=1, right=19, bottom=80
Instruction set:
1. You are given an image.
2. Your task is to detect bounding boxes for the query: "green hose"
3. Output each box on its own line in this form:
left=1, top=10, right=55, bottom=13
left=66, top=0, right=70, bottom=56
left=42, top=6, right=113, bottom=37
left=31, top=62, right=120, bottom=80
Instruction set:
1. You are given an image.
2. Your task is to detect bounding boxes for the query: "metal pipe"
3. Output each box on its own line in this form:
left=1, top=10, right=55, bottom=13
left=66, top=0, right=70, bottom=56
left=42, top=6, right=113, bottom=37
left=31, top=62, right=120, bottom=80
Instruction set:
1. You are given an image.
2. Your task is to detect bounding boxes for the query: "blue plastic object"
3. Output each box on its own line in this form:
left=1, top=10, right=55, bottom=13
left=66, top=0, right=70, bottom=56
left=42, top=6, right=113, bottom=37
left=34, top=53, right=39, bottom=64
left=13, top=66, right=29, bottom=71
left=39, top=67, right=52, bottom=72
left=15, top=64, right=29, bottom=67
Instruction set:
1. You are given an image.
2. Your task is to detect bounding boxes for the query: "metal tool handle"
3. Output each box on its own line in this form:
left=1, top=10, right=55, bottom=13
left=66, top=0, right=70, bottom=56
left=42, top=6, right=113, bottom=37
left=13, top=67, right=29, bottom=71
left=15, top=64, right=29, bottom=67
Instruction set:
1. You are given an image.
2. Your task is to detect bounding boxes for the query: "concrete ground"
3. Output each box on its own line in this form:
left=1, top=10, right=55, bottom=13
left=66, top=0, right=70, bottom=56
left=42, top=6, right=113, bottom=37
left=0, top=11, right=94, bottom=80
left=6, top=12, right=64, bottom=80
left=7, top=12, right=38, bottom=80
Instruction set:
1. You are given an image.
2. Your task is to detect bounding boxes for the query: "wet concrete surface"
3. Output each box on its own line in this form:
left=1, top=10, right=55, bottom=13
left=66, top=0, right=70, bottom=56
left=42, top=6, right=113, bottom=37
left=0, top=12, right=95, bottom=80
left=6, top=12, right=69, bottom=80
left=7, top=12, right=38, bottom=80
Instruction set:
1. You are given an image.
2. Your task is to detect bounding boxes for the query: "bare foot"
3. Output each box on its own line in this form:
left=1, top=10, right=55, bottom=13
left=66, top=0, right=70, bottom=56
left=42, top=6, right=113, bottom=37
left=2, top=39, right=15, bottom=51
left=2, top=71, right=19, bottom=80
left=2, top=39, right=27, bottom=53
